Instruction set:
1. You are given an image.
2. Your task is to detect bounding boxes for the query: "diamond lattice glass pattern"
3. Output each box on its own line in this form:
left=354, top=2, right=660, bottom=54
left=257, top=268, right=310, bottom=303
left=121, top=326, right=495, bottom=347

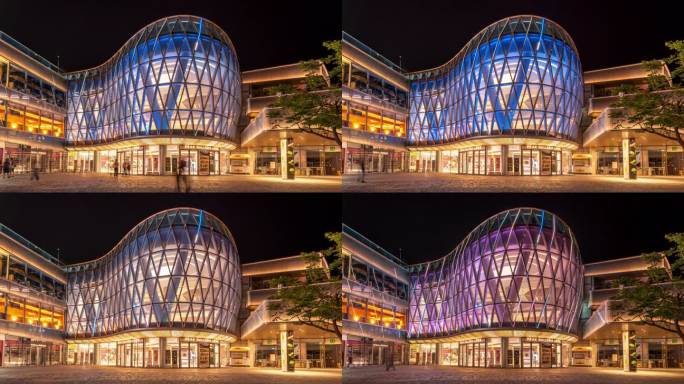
left=66, top=208, right=241, bottom=339
left=65, top=16, right=240, bottom=145
left=409, top=208, right=583, bottom=339
left=408, top=16, right=583, bottom=145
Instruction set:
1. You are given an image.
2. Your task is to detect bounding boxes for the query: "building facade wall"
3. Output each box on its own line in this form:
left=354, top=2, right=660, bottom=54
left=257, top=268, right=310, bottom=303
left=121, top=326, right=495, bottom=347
left=66, top=208, right=241, bottom=339
left=409, top=208, right=583, bottom=339
left=65, top=16, right=241, bottom=147
left=407, top=16, right=583, bottom=147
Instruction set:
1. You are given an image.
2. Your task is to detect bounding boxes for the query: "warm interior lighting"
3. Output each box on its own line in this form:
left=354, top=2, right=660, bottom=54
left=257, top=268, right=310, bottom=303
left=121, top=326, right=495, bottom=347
left=11, top=315, right=17, bottom=321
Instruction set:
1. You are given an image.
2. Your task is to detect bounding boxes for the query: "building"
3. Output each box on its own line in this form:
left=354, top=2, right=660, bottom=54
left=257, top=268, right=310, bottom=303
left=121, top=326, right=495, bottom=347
left=342, top=208, right=684, bottom=369
left=0, top=15, right=339, bottom=178
left=342, top=225, right=409, bottom=366
left=0, top=222, right=66, bottom=366
left=342, top=15, right=680, bottom=177
left=342, top=32, right=409, bottom=174
left=579, top=63, right=682, bottom=176
left=0, top=31, right=67, bottom=173
left=0, top=208, right=340, bottom=368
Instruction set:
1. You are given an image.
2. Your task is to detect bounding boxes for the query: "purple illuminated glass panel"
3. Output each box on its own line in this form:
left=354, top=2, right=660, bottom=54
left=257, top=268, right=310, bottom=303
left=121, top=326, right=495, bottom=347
left=409, top=208, right=583, bottom=338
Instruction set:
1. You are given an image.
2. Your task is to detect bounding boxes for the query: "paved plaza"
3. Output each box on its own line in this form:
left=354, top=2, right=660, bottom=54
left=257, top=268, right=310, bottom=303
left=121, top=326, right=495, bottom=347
left=342, top=366, right=684, bottom=384
left=0, top=173, right=340, bottom=193
left=0, top=366, right=341, bottom=384
left=343, top=173, right=684, bottom=192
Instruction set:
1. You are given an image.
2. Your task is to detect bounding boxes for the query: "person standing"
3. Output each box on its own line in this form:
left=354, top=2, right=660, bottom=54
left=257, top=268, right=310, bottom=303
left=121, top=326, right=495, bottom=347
left=177, top=159, right=189, bottom=192
left=113, top=159, right=119, bottom=177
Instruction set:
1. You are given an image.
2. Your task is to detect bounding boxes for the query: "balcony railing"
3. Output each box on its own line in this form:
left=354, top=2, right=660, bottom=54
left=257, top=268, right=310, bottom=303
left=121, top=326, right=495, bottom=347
left=342, top=319, right=407, bottom=342
left=0, top=277, right=66, bottom=307
left=0, top=223, right=64, bottom=267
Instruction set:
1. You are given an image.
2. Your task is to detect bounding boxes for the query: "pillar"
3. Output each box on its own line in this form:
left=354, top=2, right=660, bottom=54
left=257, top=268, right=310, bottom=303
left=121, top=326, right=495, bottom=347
left=280, top=134, right=294, bottom=180
left=434, top=343, right=440, bottom=365
left=622, top=135, right=637, bottom=179
left=435, top=151, right=443, bottom=173
left=92, top=343, right=98, bottom=365
left=247, top=149, right=256, bottom=175
left=92, top=151, right=99, bottom=173
left=500, top=145, right=508, bottom=176
left=247, top=341, right=256, bottom=367
left=159, top=337, right=167, bottom=368
left=501, top=337, right=509, bottom=368
left=280, top=330, right=294, bottom=371
left=590, top=342, right=598, bottom=367
left=159, top=145, right=166, bottom=176
left=622, top=327, right=637, bottom=372
left=589, top=149, right=598, bottom=175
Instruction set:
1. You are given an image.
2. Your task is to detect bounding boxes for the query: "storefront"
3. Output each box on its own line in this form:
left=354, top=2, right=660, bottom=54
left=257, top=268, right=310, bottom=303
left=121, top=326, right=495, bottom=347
left=594, top=338, right=684, bottom=369
left=0, top=336, right=64, bottom=366
left=412, top=145, right=572, bottom=175
left=67, top=337, right=230, bottom=368
left=252, top=145, right=341, bottom=176
left=252, top=338, right=341, bottom=369
left=410, top=337, right=571, bottom=368
left=68, top=145, right=232, bottom=176
left=344, top=145, right=406, bottom=174
left=594, top=145, right=684, bottom=176
left=345, top=337, right=407, bottom=366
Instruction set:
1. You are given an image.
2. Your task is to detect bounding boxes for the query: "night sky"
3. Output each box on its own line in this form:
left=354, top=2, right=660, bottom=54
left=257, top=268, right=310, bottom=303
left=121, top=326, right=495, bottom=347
left=1, top=0, right=340, bottom=72
left=343, top=194, right=684, bottom=265
left=0, top=194, right=341, bottom=265
left=342, top=0, right=682, bottom=71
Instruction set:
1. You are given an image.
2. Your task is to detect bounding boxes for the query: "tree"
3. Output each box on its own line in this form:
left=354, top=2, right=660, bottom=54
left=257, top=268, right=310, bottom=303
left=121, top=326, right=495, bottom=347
left=267, top=40, right=342, bottom=146
left=267, top=232, right=342, bottom=340
left=610, top=233, right=684, bottom=340
left=610, top=41, right=684, bottom=148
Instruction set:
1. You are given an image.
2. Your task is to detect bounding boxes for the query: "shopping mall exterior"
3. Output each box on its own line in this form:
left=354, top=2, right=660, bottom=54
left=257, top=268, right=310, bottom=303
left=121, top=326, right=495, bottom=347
left=0, top=15, right=340, bottom=178
left=342, top=15, right=680, bottom=177
left=0, top=208, right=341, bottom=368
left=342, top=208, right=684, bottom=369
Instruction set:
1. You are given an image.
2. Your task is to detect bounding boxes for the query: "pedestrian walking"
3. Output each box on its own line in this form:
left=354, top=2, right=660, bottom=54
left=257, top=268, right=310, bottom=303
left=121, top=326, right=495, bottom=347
left=125, top=162, right=131, bottom=176
left=359, top=157, right=366, bottom=183
left=30, top=163, right=40, bottom=181
left=385, top=350, right=395, bottom=371
left=113, top=159, right=119, bottom=177
left=176, top=159, right=190, bottom=192
left=2, top=158, right=10, bottom=178
left=347, top=353, right=353, bottom=368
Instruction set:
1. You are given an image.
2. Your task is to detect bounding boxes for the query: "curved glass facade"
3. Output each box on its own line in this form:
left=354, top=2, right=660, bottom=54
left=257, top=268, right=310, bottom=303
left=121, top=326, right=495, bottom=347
left=65, top=208, right=241, bottom=340
left=65, top=16, right=240, bottom=146
left=408, top=208, right=583, bottom=339
left=408, top=16, right=582, bottom=147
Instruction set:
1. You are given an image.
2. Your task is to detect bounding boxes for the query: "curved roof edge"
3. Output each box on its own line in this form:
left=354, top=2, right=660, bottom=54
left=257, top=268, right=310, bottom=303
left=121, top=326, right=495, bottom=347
left=410, top=207, right=580, bottom=270
left=65, top=207, right=237, bottom=271
left=409, top=15, right=579, bottom=78
left=65, top=15, right=237, bottom=78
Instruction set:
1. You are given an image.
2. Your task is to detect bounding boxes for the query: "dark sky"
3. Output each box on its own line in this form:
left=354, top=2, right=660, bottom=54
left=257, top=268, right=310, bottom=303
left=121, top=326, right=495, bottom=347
left=343, top=194, right=684, bottom=265
left=0, top=194, right=341, bottom=265
left=1, top=0, right=340, bottom=72
left=342, top=0, right=682, bottom=71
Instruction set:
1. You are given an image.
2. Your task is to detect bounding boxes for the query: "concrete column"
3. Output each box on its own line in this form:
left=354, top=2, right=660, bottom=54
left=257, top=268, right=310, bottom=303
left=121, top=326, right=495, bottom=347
left=280, top=134, right=294, bottom=179
left=589, top=149, right=598, bottom=175
left=92, top=343, right=98, bottom=365
left=247, top=341, right=256, bottom=367
left=435, top=151, right=443, bottom=173
left=622, top=328, right=636, bottom=372
left=434, top=343, right=440, bottom=365
left=159, top=145, right=166, bottom=176
left=280, top=330, right=289, bottom=371
left=501, top=337, right=509, bottom=368
left=622, top=135, right=637, bottom=179
left=501, top=145, right=509, bottom=176
left=590, top=342, right=598, bottom=367
left=300, top=342, right=307, bottom=368
left=159, top=337, right=167, bottom=368
left=247, top=149, right=256, bottom=175
left=92, top=151, right=99, bottom=173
